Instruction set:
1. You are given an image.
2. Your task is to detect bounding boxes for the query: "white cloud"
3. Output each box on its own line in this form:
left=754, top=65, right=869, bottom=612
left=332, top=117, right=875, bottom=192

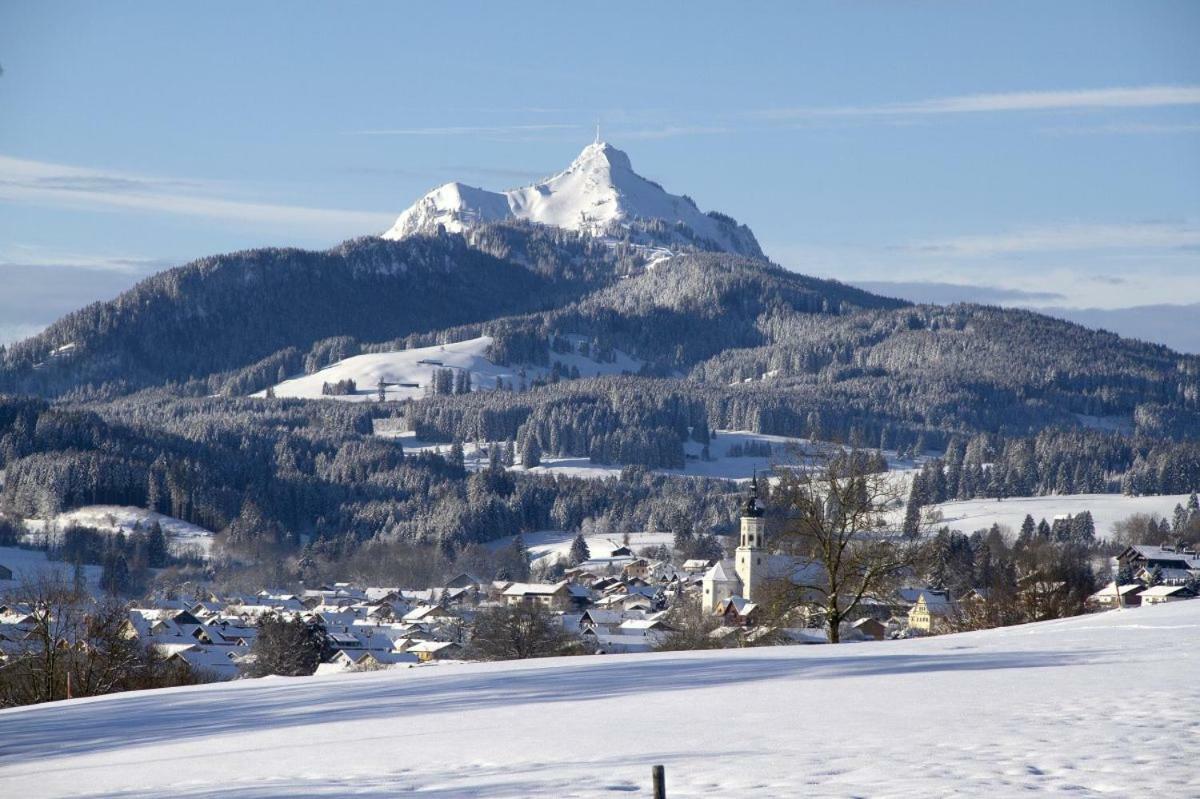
left=1041, top=121, right=1200, bottom=136
left=761, top=85, right=1200, bottom=120
left=0, top=155, right=393, bottom=236
left=346, top=124, right=580, bottom=136
left=909, top=221, right=1200, bottom=257
left=606, top=125, right=732, bottom=140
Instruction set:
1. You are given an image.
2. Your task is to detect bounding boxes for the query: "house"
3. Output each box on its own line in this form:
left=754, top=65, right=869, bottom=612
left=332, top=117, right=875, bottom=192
left=1117, top=545, right=1200, bottom=573
left=326, top=650, right=419, bottom=672
left=850, top=617, right=887, bottom=641
left=403, top=604, right=456, bottom=623
left=1138, top=584, right=1197, bottom=605
left=682, top=558, right=718, bottom=575
left=444, top=573, right=484, bottom=590
left=407, top=640, right=463, bottom=662
left=622, top=558, right=652, bottom=580
left=164, top=645, right=242, bottom=680
left=715, top=596, right=760, bottom=627
left=906, top=590, right=954, bottom=633
left=1088, top=583, right=1145, bottom=609
left=502, top=581, right=571, bottom=611
left=579, top=609, right=624, bottom=632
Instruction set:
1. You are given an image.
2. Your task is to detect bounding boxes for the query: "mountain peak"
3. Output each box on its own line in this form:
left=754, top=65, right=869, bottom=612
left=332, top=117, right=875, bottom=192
left=381, top=141, right=763, bottom=258
left=569, top=140, right=633, bottom=173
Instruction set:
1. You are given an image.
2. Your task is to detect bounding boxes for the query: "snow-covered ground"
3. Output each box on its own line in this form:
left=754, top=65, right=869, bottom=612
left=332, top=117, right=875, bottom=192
left=0, top=545, right=103, bottom=592
left=386, top=428, right=926, bottom=484
left=496, top=530, right=676, bottom=565
left=24, top=505, right=215, bottom=558
left=2, top=601, right=1197, bottom=798
left=259, top=335, right=642, bottom=403
left=931, top=493, right=1191, bottom=539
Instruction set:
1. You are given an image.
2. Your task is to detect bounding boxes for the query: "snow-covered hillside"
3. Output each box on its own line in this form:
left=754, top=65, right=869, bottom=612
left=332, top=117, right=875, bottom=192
left=931, top=493, right=1191, bottom=539
left=2, top=602, right=1197, bottom=798
left=24, top=505, right=215, bottom=557
left=382, top=141, right=763, bottom=257
left=0, top=546, right=103, bottom=591
left=258, top=335, right=642, bottom=402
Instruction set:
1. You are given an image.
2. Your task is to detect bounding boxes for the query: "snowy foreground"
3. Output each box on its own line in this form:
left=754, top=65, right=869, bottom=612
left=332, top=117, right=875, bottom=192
left=3, top=604, right=1198, bottom=798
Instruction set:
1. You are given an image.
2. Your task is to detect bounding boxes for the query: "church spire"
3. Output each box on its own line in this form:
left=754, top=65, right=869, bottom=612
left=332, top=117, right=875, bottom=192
left=741, top=471, right=764, bottom=518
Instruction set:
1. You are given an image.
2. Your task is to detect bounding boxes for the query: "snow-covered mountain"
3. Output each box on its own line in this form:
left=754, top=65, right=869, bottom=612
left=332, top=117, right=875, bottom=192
left=382, top=141, right=764, bottom=257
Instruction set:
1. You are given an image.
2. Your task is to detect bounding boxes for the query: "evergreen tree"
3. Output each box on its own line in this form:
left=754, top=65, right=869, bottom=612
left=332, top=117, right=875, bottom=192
left=100, top=553, right=130, bottom=596
left=568, top=534, right=590, bottom=565
left=902, top=475, right=924, bottom=536
left=243, top=614, right=330, bottom=677
left=145, top=521, right=168, bottom=568
left=521, top=435, right=541, bottom=469
left=448, top=441, right=465, bottom=472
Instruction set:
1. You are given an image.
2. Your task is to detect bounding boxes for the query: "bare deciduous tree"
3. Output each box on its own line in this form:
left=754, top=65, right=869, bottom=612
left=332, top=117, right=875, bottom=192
left=773, top=451, right=928, bottom=643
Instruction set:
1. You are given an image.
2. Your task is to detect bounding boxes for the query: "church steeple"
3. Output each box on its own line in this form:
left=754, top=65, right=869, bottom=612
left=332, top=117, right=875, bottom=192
left=735, top=473, right=767, bottom=600
left=741, top=472, right=764, bottom=519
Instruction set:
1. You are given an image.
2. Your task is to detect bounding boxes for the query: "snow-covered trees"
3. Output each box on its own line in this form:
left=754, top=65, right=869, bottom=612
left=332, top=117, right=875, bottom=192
left=466, top=603, right=578, bottom=661
left=568, top=534, right=590, bottom=565
left=0, top=574, right=205, bottom=708
left=243, top=614, right=331, bottom=678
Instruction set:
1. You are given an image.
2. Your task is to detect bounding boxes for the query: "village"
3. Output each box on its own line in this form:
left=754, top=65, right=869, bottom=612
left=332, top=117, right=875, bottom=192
left=3, top=483, right=1195, bottom=685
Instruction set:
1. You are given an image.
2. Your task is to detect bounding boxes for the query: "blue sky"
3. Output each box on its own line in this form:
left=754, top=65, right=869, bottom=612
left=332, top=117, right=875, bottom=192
left=1, top=1, right=1198, bottom=343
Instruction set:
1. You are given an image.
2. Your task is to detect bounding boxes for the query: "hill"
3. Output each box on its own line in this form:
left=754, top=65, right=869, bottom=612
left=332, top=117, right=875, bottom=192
left=1, top=601, right=1195, bottom=798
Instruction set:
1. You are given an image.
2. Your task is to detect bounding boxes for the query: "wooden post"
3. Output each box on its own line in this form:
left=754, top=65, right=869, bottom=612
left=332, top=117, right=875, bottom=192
left=652, top=764, right=665, bottom=799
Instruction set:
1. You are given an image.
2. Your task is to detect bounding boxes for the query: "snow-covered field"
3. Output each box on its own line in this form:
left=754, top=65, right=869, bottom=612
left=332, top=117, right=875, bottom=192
left=931, top=493, right=1191, bottom=538
left=0, top=545, right=103, bottom=591
left=1, top=602, right=1196, bottom=798
left=387, top=428, right=926, bottom=484
left=499, top=530, right=676, bottom=565
left=24, top=505, right=215, bottom=557
left=258, top=335, right=642, bottom=403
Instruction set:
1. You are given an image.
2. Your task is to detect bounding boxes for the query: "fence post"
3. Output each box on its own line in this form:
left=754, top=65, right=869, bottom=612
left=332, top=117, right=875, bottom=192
left=652, top=764, right=666, bottom=799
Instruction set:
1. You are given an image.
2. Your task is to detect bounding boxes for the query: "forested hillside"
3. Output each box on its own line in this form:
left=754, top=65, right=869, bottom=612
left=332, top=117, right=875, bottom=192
left=1, top=220, right=1198, bottom=564
left=0, top=226, right=631, bottom=399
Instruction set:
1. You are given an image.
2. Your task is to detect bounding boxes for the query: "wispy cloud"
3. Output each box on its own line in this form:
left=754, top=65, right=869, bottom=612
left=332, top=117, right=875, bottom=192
left=0, top=155, right=393, bottom=235
left=0, top=244, right=173, bottom=274
left=1041, top=121, right=1200, bottom=136
left=761, top=85, right=1200, bottom=120
left=345, top=123, right=581, bottom=136
left=908, top=221, right=1200, bottom=257
left=607, top=125, right=732, bottom=141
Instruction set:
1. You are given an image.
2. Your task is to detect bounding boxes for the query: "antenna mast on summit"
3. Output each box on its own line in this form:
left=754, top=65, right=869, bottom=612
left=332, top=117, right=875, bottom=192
left=594, top=119, right=601, bottom=144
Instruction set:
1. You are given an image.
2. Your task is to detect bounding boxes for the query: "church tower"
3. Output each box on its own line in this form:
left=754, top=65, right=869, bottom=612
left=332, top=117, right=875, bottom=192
left=735, top=474, right=766, bottom=601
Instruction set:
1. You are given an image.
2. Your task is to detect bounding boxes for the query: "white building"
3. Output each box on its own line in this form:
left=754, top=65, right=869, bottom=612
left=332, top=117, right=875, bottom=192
left=703, top=478, right=766, bottom=613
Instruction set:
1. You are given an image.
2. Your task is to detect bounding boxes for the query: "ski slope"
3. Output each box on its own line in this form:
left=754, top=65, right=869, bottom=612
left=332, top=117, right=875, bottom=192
left=2, top=601, right=1197, bottom=798
left=931, top=493, right=1191, bottom=539
left=258, top=335, right=642, bottom=402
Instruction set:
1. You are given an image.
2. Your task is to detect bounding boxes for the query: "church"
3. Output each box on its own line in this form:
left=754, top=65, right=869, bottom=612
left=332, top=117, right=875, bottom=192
left=701, top=476, right=819, bottom=617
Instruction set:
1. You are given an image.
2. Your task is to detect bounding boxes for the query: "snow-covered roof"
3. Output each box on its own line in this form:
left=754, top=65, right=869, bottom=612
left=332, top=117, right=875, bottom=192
left=1139, top=584, right=1196, bottom=598
left=1089, top=583, right=1145, bottom=600
left=502, top=581, right=568, bottom=597
left=703, top=560, right=738, bottom=584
